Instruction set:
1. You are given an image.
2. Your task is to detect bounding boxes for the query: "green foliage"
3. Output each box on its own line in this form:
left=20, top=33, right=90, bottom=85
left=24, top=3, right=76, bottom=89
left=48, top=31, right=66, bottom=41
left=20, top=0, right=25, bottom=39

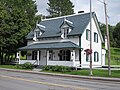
left=47, top=0, right=74, bottom=17
left=113, top=22, right=120, bottom=47
left=0, top=0, right=37, bottom=64
left=106, top=47, right=120, bottom=65
left=43, top=65, right=71, bottom=72
left=0, top=65, right=17, bottom=69
left=16, top=62, right=34, bottom=69
left=99, top=23, right=114, bottom=46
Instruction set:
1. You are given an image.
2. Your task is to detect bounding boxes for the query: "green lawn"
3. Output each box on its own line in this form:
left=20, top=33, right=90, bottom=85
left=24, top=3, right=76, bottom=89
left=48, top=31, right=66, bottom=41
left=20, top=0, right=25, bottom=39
left=0, top=65, right=32, bottom=70
left=0, top=65, right=120, bottom=78
left=43, top=69, right=120, bottom=78
left=0, top=65, right=17, bottom=69
left=106, top=47, right=120, bottom=65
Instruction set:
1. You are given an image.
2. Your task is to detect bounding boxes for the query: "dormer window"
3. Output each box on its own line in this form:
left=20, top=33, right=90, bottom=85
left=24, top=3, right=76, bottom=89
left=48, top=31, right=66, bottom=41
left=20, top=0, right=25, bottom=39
left=60, top=18, right=73, bottom=39
left=33, top=24, right=45, bottom=41
left=61, top=24, right=71, bottom=39
left=36, top=31, right=40, bottom=37
left=62, top=27, right=69, bottom=38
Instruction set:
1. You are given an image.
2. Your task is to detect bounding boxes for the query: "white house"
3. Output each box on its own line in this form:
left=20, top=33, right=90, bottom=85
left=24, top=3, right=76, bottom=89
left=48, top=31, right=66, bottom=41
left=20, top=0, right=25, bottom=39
left=19, top=12, right=106, bottom=68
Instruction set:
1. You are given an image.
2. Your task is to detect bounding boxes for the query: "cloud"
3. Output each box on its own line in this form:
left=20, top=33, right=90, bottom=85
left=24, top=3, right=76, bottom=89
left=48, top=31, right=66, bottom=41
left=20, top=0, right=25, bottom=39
left=35, top=0, right=48, bottom=15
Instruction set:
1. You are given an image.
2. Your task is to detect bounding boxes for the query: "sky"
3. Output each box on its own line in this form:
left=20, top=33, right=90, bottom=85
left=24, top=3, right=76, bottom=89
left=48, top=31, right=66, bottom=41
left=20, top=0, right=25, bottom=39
left=35, top=0, right=120, bottom=26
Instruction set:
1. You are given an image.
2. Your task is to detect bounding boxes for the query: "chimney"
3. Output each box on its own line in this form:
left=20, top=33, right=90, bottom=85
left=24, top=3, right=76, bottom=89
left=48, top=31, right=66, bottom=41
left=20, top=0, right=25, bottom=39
left=78, top=11, right=84, bottom=14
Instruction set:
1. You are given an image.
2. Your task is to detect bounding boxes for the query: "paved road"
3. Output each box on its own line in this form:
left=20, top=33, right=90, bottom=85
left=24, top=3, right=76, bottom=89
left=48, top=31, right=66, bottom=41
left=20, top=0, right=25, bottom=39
left=0, top=70, right=120, bottom=90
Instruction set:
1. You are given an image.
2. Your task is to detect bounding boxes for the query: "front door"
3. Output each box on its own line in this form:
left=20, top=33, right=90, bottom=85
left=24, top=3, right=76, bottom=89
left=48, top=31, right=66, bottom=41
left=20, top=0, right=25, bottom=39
left=39, top=50, right=47, bottom=66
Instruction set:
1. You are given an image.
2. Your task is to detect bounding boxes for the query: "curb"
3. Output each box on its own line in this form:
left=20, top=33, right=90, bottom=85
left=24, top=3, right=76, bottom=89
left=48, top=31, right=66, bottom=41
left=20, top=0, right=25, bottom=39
left=0, top=68, right=120, bottom=82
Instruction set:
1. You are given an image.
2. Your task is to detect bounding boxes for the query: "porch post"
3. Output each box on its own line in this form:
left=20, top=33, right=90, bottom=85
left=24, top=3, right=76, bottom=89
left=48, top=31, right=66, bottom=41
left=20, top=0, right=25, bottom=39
left=46, top=50, right=49, bottom=65
left=37, top=51, right=39, bottom=65
left=17, top=51, right=20, bottom=64
left=71, top=50, right=75, bottom=67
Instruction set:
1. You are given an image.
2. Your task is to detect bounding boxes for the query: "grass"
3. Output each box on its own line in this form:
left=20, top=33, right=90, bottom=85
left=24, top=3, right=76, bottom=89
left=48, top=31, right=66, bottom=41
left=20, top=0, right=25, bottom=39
left=0, top=65, right=17, bottom=69
left=43, top=69, right=120, bottom=78
left=0, top=65, right=32, bottom=70
left=0, top=65, right=120, bottom=78
left=106, top=47, right=120, bottom=65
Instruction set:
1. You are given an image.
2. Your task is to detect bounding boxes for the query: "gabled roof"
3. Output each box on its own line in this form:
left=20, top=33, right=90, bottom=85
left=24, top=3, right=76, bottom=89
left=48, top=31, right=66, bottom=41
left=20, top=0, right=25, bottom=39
left=26, top=12, right=94, bottom=40
left=19, top=41, right=80, bottom=50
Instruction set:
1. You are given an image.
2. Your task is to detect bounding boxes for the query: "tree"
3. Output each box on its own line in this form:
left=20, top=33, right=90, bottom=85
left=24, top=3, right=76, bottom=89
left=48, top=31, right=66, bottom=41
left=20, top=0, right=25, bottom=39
left=113, top=22, right=120, bottom=47
left=0, top=0, right=37, bottom=64
left=47, top=0, right=74, bottom=17
left=99, top=23, right=114, bottom=46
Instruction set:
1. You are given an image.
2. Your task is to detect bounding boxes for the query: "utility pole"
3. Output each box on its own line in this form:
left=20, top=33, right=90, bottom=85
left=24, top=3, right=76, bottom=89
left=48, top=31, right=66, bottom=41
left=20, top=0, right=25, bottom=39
left=90, top=0, right=93, bottom=76
left=104, top=0, right=111, bottom=76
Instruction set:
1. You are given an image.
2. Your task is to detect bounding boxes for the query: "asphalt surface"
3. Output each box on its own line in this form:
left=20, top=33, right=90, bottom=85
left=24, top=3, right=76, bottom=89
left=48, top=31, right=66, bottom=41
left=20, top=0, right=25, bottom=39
left=0, top=70, right=120, bottom=90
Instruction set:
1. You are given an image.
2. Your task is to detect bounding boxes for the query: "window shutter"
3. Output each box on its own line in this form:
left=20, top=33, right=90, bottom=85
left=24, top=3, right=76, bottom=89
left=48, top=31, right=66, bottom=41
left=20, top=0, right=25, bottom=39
left=97, top=52, right=99, bottom=62
left=94, top=52, right=96, bottom=61
left=97, top=34, right=98, bottom=43
left=94, top=33, right=95, bottom=42
left=86, top=30, right=88, bottom=40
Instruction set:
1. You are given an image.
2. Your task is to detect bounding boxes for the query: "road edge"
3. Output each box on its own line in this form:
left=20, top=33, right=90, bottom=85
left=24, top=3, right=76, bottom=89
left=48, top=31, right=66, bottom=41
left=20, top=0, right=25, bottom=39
left=0, top=68, right=120, bottom=82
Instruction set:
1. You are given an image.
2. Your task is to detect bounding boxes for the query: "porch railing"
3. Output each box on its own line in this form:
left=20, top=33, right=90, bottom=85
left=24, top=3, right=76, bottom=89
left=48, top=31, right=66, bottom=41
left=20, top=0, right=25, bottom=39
left=19, top=60, right=38, bottom=65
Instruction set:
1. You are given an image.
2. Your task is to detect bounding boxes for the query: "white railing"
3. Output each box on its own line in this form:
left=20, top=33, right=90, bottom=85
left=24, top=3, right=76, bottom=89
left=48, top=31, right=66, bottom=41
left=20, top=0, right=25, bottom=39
left=19, top=60, right=38, bottom=65
left=48, top=61, right=73, bottom=67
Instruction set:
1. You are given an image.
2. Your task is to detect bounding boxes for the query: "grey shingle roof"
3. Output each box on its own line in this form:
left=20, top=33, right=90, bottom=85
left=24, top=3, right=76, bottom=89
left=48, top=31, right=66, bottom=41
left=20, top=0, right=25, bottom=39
left=19, top=41, right=80, bottom=50
left=26, top=12, right=94, bottom=39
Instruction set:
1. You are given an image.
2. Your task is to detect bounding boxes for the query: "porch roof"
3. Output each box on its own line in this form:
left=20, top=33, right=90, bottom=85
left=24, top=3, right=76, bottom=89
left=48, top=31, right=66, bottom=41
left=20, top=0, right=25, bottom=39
left=19, top=41, right=80, bottom=50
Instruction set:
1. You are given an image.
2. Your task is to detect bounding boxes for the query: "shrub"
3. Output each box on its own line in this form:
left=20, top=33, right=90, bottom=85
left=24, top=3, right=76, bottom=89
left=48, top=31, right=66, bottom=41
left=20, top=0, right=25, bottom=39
left=16, top=62, right=34, bottom=69
left=16, top=64, right=23, bottom=69
left=43, top=65, right=52, bottom=71
left=43, top=65, right=72, bottom=72
left=22, top=62, right=33, bottom=69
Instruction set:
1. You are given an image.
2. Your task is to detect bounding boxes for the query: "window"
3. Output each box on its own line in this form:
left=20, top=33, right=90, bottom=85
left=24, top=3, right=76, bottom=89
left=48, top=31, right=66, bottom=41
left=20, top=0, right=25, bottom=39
left=86, top=54, right=90, bottom=62
left=62, top=27, right=69, bottom=38
left=86, top=29, right=90, bottom=40
left=94, top=32, right=98, bottom=43
left=32, top=51, right=37, bottom=60
left=94, top=52, right=99, bottom=62
left=59, top=50, right=71, bottom=61
left=49, top=50, right=53, bottom=60
left=36, top=31, right=40, bottom=37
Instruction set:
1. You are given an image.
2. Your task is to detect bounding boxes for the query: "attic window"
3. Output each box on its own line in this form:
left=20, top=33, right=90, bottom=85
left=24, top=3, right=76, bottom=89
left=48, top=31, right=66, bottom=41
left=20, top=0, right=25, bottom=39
left=33, top=24, right=45, bottom=41
left=60, top=18, right=73, bottom=39
left=62, top=27, right=69, bottom=38
left=36, top=31, right=40, bottom=37
left=61, top=24, right=71, bottom=39
left=34, top=28, right=41, bottom=37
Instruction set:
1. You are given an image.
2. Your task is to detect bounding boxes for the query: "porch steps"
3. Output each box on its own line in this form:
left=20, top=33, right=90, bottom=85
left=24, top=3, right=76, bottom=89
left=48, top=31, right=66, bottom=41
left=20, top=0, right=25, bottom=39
left=33, top=68, right=42, bottom=72
left=35, top=65, right=44, bottom=69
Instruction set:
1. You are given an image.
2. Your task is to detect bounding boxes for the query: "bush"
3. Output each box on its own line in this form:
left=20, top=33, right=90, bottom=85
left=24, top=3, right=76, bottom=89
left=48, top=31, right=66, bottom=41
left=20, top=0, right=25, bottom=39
left=16, top=62, right=34, bottom=69
left=22, top=62, right=33, bottom=69
left=43, top=65, right=72, bottom=72
left=16, top=64, right=23, bottom=69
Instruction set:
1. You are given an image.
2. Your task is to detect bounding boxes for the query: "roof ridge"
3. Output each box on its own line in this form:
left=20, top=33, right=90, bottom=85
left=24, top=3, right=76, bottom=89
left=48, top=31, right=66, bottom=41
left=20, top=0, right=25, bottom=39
left=41, top=12, right=93, bottom=22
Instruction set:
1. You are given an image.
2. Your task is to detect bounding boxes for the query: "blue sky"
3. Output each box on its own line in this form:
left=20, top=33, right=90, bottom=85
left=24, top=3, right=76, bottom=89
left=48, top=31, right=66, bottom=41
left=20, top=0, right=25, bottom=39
left=35, top=0, right=120, bottom=26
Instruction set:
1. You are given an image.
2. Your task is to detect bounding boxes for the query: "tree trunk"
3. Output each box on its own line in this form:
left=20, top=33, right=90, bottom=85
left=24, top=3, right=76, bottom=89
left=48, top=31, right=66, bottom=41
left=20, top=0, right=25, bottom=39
left=0, top=47, right=1, bottom=64
left=0, top=47, right=4, bottom=65
left=5, top=53, right=7, bottom=64
left=8, top=54, right=10, bottom=64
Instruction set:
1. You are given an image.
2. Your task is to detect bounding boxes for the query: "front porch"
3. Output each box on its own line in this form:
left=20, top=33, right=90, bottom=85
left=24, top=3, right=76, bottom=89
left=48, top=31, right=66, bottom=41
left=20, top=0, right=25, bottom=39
left=18, top=42, right=81, bottom=67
